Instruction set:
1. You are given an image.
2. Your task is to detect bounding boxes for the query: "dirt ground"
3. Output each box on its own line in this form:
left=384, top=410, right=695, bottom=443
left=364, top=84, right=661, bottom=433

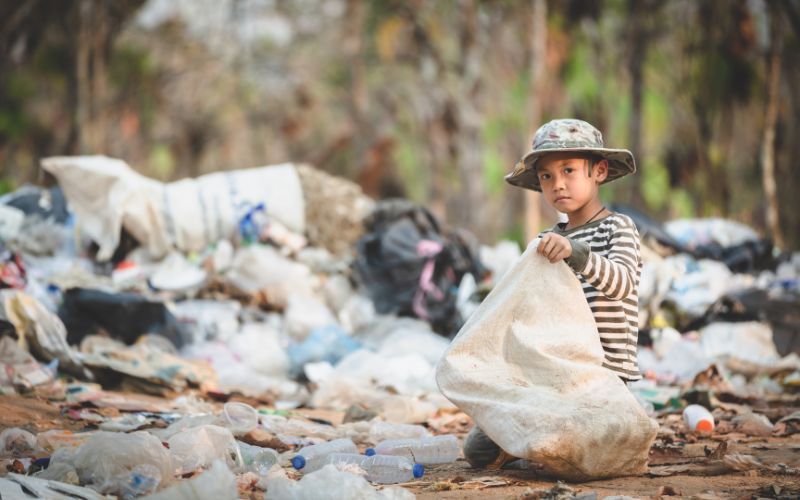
left=2, top=393, right=799, bottom=499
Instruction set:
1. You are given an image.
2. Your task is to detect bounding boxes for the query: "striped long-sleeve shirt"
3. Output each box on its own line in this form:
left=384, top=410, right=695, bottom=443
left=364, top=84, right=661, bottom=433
left=539, top=212, right=642, bottom=381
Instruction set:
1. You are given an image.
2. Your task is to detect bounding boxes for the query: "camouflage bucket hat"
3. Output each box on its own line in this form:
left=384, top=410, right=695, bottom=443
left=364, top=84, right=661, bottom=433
left=505, top=118, right=636, bottom=192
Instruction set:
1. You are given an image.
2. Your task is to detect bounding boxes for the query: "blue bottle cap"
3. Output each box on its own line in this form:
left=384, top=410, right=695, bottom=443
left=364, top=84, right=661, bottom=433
left=364, top=448, right=376, bottom=456
left=412, top=464, right=424, bottom=478
left=291, top=455, right=306, bottom=469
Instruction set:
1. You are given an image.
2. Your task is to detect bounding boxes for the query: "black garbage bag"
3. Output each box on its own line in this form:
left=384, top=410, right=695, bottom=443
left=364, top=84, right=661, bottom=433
left=354, top=199, right=484, bottom=337
left=2, top=186, right=69, bottom=223
left=58, top=288, right=186, bottom=348
left=693, top=239, right=776, bottom=274
left=609, top=204, right=690, bottom=255
left=686, top=287, right=800, bottom=357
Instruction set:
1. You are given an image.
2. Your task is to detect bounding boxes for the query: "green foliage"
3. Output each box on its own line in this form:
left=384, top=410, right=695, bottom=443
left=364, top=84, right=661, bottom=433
left=641, top=159, right=670, bottom=212
left=482, top=147, right=506, bottom=196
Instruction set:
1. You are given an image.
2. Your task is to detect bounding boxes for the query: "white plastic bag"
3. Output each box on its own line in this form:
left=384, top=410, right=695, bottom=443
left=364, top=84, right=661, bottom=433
left=42, top=156, right=305, bottom=261
left=436, top=241, right=658, bottom=480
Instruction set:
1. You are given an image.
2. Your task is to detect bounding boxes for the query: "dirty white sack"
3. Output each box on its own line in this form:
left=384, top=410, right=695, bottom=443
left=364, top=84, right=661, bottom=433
left=42, top=156, right=305, bottom=261
left=436, top=240, right=658, bottom=480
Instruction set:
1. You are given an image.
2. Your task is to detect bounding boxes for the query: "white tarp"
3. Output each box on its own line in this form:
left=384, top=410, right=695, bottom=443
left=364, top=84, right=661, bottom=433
left=42, top=156, right=305, bottom=261
left=436, top=241, right=658, bottom=480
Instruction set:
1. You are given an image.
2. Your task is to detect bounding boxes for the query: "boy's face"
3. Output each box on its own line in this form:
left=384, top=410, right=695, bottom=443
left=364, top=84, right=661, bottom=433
left=535, top=152, right=608, bottom=214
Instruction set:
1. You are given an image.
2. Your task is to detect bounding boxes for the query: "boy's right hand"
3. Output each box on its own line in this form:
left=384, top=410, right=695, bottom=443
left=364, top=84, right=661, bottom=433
left=536, top=233, right=572, bottom=263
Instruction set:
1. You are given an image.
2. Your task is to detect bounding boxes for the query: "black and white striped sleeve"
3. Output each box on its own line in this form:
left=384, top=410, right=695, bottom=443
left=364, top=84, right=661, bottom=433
left=567, top=217, right=640, bottom=301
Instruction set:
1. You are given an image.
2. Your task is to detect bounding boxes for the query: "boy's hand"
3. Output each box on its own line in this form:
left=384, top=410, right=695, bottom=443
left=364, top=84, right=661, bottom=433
left=537, top=233, right=572, bottom=263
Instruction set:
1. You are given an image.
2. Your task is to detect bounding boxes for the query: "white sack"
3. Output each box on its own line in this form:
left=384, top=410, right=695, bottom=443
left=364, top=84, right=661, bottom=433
left=42, top=156, right=305, bottom=261
left=436, top=242, right=658, bottom=480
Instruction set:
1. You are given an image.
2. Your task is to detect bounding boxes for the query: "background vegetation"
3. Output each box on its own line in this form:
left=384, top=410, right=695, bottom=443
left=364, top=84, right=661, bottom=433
left=1, top=0, right=798, bottom=248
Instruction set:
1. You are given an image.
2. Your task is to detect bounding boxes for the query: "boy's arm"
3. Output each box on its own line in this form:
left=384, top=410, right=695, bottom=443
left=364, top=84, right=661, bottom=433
left=565, top=218, right=640, bottom=301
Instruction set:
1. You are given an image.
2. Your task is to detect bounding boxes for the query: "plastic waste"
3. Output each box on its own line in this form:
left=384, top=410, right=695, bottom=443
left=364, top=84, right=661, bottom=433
left=288, top=325, right=361, bottom=376
left=142, top=460, right=238, bottom=500
left=58, top=287, right=186, bottom=347
left=368, top=434, right=460, bottom=464
left=42, top=156, right=305, bottom=261
left=479, top=240, right=521, bottom=286
left=222, top=401, right=259, bottom=436
left=0, top=428, right=37, bottom=457
left=118, top=464, right=161, bottom=499
left=683, top=405, right=715, bottom=434
left=1, top=473, right=108, bottom=500
left=291, top=438, right=358, bottom=472
left=382, top=395, right=438, bottom=424
left=167, top=425, right=240, bottom=475
left=236, top=441, right=280, bottom=475
left=228, top=323, right=291, bottom=379
left=324, top=453, right=424, bottom=484
left=149, top=253, right=207, bottom=292
left=69, top=431, right=173, bottom=495
left=285, top=294, right=338, bottom=341
left=36, top=430, right=89, bottom=452
left=261, top=416, right=340, bottom=441
left=226, top=245, right=313, bottom=308
left=266, top=464, right=415, bottom=500
left=699, top=322, right=779, bottom=366
left=368, top=422, right=431, bottom=443
left=732, top=412, right=774, bottom=437
left=172, top=300, right=241, bottom=343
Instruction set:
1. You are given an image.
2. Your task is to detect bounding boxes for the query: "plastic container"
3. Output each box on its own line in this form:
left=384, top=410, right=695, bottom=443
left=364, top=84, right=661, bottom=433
left=683, top=404, right=715, bottom=434
left=236, top=441, right=280, bottom=475
left=290, top=438, right=358, bottom=472
left=118, top=464, right=161, bottom=499
left=325, top=453, right=424, bottom=484
left=367, top=434, right=460, bottom=464
left=222, top=402, right=259, bottom=436
left=368, top=422, right=431, bottom=443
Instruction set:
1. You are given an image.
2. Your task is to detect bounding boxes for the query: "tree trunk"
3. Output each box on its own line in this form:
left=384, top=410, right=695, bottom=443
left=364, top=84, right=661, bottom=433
left=524, top=0, right=547, bottom=242
left=627, top=0, right=646, bottom=208
left=761, top=2, right=785, bottom=249
left=345, top=0, right=367, bottom=178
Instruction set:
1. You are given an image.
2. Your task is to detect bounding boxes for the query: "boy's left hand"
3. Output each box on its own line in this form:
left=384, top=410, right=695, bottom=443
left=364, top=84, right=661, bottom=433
left=537, top=233, right=572, bottom=263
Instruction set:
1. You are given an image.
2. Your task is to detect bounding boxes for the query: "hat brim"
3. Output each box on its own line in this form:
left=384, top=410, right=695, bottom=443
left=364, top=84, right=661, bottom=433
left=504, top=147, right=636, bottom=192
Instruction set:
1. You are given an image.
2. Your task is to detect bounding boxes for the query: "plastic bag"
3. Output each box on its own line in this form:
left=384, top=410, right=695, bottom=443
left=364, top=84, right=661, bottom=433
left=167, top=425, right=240, bottom=475
left=265, top=464, right=414, bottom=500
left=0, top=428, right=37, bottom=457
left=142, top=460, right=237, bottom=500
left=70, top=431, right=173, bottom=495
left=42, top=156, right=305, bottom=261
left=436, top=241, right=658, bottom=480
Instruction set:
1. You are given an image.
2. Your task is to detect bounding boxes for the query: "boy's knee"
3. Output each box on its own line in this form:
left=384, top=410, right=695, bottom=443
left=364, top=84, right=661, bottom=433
left=462, top=426, right=502, bottom=468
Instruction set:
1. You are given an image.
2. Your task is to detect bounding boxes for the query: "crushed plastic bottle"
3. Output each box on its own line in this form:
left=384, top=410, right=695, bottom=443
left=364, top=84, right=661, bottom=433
left=291, top=438, right=358, bottom=472
left=236, top=441, right=280, bottom=475
left=325, top=453, right=424, bottom=484
left=368, top=422, right=431, bottom=443
left=367, top=434, right=460, bottom=464
left=222, top=402, right=259, bottom=436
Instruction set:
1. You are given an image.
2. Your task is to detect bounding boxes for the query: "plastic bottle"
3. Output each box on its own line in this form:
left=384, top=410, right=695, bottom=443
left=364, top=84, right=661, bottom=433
left=291, top=438, right=358, bottom=472
left=222, top=402, right=259, bottom=436
left=236, top=441, right=280, bottom=475
left=683, top=404, right=715, bottom=434
left=368, top=422, right=431, bottom=443
left=366, top=434, right=460, bottom=464
left=324, top=453, right=424, bottom=484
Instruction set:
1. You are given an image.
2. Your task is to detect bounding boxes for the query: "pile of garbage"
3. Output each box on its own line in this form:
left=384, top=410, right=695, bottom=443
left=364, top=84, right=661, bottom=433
left=0, top=156, right=797, bottom=498
left=612, top=205, right=800, bottom=413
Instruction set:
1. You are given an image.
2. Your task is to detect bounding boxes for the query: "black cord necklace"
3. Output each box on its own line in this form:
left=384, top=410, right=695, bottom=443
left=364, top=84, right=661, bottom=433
left=568, top=206, right=606, bottom=229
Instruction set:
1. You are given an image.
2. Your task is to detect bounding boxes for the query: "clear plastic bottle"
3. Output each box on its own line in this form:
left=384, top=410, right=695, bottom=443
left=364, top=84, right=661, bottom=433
left=236, top=441, right=280, bottom=475
left=118, top=464, right=161, bottom=499
left=683, top=404, right=715, bottom=434
left=367, top=434, right=460, bottom=464
left=291, top=438, right=358, bottom=472
left=324, top=453, right=424, bottom=484
left=368, top=422, right=431, bottom=443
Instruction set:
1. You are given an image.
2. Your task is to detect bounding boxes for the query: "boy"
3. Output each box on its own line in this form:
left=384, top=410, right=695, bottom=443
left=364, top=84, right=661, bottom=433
left=463, top=118, right=643, bottom=468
